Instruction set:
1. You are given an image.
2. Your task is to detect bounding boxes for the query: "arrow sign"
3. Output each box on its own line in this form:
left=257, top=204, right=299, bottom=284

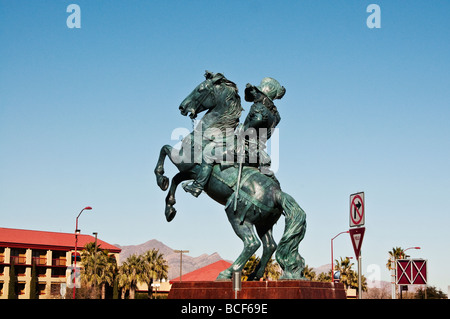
left=354, top=201, right=361, bottom=220
left=350, top=192, right=365, bottom=227
left=349, top=227, right=365, bottom=258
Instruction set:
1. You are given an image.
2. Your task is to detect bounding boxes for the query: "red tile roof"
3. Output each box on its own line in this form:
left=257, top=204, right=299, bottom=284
left=0, top=227, right=121, bottom=253
left=170, top=260, right=232, bottom=283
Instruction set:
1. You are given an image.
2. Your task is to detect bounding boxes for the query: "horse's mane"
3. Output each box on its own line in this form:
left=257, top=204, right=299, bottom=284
left=211, top=80, right=243, bottom=131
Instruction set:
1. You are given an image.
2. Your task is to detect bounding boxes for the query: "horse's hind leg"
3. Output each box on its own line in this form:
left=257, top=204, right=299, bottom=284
left=154, top=145, right=172, bottom=191
left=217, top=207, right=261, bottom=280
left=247, top=225, right=277, bottom=281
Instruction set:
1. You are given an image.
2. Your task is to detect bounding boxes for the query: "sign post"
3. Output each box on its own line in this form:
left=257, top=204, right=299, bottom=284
left=349, top=192, right=365, bottom=299
left=349, top=227, right=365, bottom=299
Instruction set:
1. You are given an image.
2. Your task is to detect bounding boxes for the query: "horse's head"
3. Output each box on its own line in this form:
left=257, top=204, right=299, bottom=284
left=179, top=71, right=225, bottom=119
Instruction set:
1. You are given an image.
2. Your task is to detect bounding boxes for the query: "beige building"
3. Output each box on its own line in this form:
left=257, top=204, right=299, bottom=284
left=0, top=227, right=121, bottom=299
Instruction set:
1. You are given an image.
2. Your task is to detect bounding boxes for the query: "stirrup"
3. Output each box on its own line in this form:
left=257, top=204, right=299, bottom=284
left=182, top=182, right=203, bottom=197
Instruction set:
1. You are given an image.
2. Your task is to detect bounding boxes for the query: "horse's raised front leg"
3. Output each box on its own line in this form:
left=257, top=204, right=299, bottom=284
left=165, top=171, right=194, bottom=222
left=154, top=145, right=172, bottom=191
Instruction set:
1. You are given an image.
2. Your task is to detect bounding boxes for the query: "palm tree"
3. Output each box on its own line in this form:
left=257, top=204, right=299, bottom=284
left=334, top=257, right=367, bottom=292
left=97, top=252, right=117, bottom=299
left=334, top=257, right=356, bottom=289
left=118, top=254, right=141, bottom=299
left=264, top=258, right=281, bottom=281
left=316, top=271, right=331, bottom=282
left=242, top=255, right=281, bottom=281
left=117, top=267, right=130, bottom=299
left=386, top=247, right=405, bottom=270
left=81, top=242, right=118, bottom=299
left=81, top=242, right=99, bottom=297
left=140, top=249, right=169, bottom=298
left=242, top=255, right=259, bottom=281
left=302, top=265, right=316, bottom=281
left=386, top=247, right=405, bottom=299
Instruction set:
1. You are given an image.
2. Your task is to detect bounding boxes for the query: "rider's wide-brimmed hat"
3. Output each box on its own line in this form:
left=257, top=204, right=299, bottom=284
left=245, top=77, right=286, bottom=102
left=256, top=77, right=286, bottom=101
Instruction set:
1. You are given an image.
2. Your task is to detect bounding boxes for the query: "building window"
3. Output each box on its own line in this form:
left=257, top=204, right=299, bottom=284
left=16, top=266, right=27, bottom=277
left=37, top=267, right=47, bottom=277
left=51, top=267, right=66, bottom=278
left=38, top=283, right=46, bottom=296
left=52, top=251, right=67, bottom=267
left=32, top=250, right=47, bottom=266
left=10, top=248, right=27, bottom=265
left=17, top=282, right=26, bottom=295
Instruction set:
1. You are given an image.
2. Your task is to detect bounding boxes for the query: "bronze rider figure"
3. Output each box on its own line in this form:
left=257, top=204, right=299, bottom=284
left=183, top=77, right=286, bottom=197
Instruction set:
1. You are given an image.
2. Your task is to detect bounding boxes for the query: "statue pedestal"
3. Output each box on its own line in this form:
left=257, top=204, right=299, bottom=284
left=168, top=280, right=347, bottom=299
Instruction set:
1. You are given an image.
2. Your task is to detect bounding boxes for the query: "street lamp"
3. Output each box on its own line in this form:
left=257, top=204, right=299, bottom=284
left=73, top=206, right=92, bottom=299
left=331, top=231, right=349, bottom=280
left=402, top=246, right=421, bottom=258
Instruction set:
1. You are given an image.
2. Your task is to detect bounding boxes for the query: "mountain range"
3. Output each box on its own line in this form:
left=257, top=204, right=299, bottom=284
left=115, top=239, right=390, bottom=289
left=115, top=239, right=230, bottom=280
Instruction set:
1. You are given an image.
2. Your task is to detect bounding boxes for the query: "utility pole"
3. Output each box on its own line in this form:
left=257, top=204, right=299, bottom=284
left=390, top=257, right=396, bottom=299
left=174, top=250, right=189, bottom=282
left=93, top=232, right=98, bottom=297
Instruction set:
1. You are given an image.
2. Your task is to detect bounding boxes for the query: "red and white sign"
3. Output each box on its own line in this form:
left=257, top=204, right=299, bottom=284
left=396, top=259, right=427, bottom=285
left=350, top=192, right=365, bottom=227
left=349, top=227, right=365, bottom=258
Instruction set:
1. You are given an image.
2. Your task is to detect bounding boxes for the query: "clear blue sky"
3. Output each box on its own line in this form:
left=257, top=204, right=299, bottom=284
left=1, top=1, right=449, bottom=293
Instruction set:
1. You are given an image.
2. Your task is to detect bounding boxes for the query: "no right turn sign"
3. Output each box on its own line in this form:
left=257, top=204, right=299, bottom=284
left=350, top=192, right=365, bottom=227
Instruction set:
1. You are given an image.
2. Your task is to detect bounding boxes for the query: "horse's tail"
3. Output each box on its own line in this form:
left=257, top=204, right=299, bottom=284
left=276, top=191, right=307, bottom=279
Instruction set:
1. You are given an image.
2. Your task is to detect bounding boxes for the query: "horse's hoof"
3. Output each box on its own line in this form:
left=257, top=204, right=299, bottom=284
left=247, top=273, right=260, bottom=281
left=216, top=270, right=232, bottom=280
left=165, top=206, right=177, bottom=222
left=157, top=175, right=169, bottom=191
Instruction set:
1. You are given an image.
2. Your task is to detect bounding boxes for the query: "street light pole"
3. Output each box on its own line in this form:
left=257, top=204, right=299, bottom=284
left=73, top=206, right=92, bottom=299
left=93, top=232, right=98, bottom=297
left=331, top=231, right=349, bottom=281
left=174, top=250, right=189, bottom=282
left=392, top=246, right=420, bottom=299
left=403, top=246, right=421, bottom=256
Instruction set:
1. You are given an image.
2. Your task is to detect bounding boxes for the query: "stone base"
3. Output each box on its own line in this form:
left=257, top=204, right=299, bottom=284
left=168, top=280, right=347, bottom=299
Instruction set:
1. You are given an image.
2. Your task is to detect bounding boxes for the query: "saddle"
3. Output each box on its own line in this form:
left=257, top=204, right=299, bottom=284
left=211, top=165, right=277, bottom=223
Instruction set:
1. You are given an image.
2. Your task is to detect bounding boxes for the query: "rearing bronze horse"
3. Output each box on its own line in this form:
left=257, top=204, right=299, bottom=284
left=154, top=71, right=306, bottom=280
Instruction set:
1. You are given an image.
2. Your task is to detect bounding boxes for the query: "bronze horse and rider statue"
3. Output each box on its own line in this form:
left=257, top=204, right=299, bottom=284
left=154, top=71, right=306, bottom=280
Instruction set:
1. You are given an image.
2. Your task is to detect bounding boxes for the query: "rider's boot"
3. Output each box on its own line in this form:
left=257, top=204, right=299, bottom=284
left=183, top=162, right=214, bottom=197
